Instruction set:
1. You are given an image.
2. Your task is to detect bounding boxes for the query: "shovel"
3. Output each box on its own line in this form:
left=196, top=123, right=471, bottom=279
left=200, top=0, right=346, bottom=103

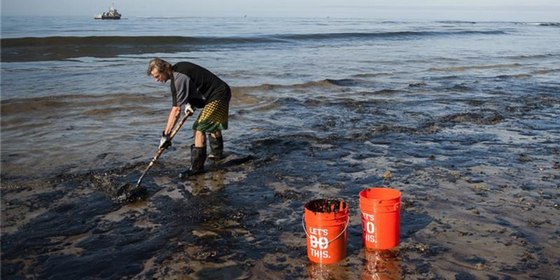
left=116, top=109, right=194, bottom=202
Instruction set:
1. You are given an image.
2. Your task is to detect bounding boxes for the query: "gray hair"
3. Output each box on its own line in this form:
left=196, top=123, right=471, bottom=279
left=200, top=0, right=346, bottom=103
left=147, top=58, right=172, bottom=76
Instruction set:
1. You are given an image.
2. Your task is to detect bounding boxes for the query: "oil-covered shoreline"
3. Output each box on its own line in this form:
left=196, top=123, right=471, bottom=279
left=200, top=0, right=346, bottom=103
left=2, top=85, right=559, bottom=279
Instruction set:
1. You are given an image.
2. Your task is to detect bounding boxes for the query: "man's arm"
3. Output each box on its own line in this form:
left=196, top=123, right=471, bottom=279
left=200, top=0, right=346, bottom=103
left=163, top=106, right=181, bottom=135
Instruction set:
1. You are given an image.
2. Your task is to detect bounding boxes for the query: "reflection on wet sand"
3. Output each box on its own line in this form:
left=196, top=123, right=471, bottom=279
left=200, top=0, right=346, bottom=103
left=361, top=249, right=401, bottom=280
left=307, top=262, right=349, bottom=280
left=188, top=170, right=226, bottom=196
left=306, top=249, right=401, bottom=280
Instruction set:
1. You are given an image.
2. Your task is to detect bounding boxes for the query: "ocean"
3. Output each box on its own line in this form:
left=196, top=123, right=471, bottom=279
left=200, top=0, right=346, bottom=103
left=1, top=16, right=560, bottom=279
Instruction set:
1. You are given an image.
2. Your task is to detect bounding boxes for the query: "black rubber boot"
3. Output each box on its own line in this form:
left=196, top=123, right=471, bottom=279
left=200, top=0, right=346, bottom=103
left=208, top=135, right=224, bottom=160
left=179, top=145, right=206, bottom=179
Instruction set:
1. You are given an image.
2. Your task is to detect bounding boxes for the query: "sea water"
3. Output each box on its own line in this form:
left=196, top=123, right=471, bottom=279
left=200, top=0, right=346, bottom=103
left=2, top=16, right=559, bottom=177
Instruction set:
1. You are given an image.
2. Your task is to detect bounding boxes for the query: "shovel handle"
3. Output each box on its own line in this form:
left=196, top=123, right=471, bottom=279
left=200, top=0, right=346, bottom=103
left=134, top=110, right=194, bottom=188
left=168, top=110, right=193, bottom=140
left=152, top=109, right=193, bottom=160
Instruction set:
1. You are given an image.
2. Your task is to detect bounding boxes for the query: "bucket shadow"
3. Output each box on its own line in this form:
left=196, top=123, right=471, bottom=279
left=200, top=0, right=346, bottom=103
left=400, top=210, right=432, bottom=240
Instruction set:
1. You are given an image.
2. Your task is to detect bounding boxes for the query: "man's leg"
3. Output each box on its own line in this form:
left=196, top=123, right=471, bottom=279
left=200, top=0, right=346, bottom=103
left=179, top=130, right=207, bottom=179
left=194, top=130, right=206, bottom=147
left=208, top=130, right=224, bottom=160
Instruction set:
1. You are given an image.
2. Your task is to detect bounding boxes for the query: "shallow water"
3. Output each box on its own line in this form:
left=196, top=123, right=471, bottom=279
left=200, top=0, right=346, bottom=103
left=1, top=17, right=560, bottom=279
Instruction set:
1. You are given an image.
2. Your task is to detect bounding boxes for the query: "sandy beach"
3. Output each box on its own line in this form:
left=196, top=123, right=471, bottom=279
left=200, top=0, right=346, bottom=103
left=2, top=17, right=559, bottom=279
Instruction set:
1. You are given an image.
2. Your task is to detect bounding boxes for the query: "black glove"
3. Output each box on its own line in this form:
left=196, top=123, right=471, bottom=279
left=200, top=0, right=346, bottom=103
left=159, top=131, right=171, bottom=149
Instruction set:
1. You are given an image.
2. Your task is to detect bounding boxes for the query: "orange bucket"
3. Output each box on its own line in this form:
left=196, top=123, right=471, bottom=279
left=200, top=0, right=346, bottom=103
left=359, top=187, right=401, bottom=250
left=303, top=199, right=349, bottom=264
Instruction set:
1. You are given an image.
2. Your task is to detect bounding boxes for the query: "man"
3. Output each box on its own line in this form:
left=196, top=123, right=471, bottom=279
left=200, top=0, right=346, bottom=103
left=147, top=58, right=231, bottom=178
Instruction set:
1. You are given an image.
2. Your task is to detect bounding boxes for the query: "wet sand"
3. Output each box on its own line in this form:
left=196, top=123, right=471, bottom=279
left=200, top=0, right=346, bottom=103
left=2, top=85, right=559, bottom=279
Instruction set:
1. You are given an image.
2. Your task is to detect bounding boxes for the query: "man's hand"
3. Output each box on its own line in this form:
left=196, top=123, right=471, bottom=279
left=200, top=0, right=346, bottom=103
left=184, top=103, right=195, bottom=115
left=159, top=131, right=172, bottom=149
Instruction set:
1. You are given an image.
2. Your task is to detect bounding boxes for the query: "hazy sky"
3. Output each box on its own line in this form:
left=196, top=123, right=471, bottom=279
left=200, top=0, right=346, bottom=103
left=2, top=0, right=559, bottom=21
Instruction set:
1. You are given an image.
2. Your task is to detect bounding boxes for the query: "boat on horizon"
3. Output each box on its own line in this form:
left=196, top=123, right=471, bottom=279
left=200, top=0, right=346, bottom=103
left=94, top=4, right=121, bottom=20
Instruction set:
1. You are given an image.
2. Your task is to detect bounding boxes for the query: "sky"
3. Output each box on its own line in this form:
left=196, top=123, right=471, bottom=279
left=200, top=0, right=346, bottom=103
left=1, top=0, right=559, bottom=21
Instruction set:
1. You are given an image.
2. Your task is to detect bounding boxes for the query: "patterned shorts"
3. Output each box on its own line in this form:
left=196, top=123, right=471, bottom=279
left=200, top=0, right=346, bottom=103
left=192, top=99, right=229, bottom=133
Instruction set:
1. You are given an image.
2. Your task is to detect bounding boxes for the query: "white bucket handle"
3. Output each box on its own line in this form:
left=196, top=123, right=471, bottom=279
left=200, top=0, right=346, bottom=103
left=302, top=214, right=349, bottom=245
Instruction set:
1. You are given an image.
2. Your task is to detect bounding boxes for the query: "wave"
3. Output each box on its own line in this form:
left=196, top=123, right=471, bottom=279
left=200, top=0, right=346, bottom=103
left=530, top=68, right=560, bottom=75
left=1, top=29, right=506, bottom=62
left=0, top=79, right=351, bottom=118
left=273, top=30, right=504, bottom=41
left=1, top=77, right=379, bottom=114
left=1, top=93, right=160, bottom=119
left=0, top=36, right=244, bottom=62
left=495, top=74, right=532, bottom=79
left=428, top=63, right=522, bottom=72
left=231, top=78, right=371, bottom=96
left=538, top=22, right=560, bottom=27
left=437, top=20, right=477, bottom=24
left=504, top=53, right=560, bottom=60
left=0, top=78, right=354, bottom=106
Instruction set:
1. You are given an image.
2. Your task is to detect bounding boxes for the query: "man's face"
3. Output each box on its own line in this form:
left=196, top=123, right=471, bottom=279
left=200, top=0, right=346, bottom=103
left=150, top=68, right=169, bottom=83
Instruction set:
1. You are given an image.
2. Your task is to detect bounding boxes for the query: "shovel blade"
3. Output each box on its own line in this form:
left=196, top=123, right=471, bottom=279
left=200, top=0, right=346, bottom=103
left=114, top=183, right=148, bottom=203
